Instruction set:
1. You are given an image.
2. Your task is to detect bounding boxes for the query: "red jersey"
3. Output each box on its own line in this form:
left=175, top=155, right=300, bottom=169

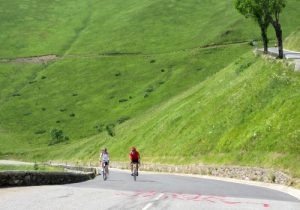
left=129, top=151, right=140, bottom=161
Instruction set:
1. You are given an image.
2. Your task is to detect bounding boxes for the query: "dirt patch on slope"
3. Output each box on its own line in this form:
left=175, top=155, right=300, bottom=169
left=14, top=55, right=58, bottom=64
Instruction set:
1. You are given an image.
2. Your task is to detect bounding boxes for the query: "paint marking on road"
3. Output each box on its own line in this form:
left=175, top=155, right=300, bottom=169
left=142, top=193, right=164, bottom=210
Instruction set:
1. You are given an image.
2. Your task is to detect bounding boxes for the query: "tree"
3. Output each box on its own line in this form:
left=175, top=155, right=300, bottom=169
left=235, top=0, right=271, bottom=53
left=49, top=128, right=69, bottom=145
left=235, top=0, right=287, bottom=59
left=268, top=0, right=286, bottom=59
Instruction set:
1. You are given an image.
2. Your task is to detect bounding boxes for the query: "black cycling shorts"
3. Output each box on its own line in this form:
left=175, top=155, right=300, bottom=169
left=102, top=161, right=109, bottom=166
left=131, top=159, right=139, bottom=164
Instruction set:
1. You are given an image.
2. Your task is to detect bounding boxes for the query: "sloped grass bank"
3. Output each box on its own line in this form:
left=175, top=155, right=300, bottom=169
left=15, top=54, right=300, bottom=177
left=0, top=44, right=249, bottom=151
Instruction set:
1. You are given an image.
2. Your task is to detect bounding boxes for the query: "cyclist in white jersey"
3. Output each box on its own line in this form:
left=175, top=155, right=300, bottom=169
left=100, top=148, right=110, bottom=174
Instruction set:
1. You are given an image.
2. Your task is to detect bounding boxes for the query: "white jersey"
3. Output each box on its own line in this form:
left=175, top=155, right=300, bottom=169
left=101, top=152, right=109, bottom=162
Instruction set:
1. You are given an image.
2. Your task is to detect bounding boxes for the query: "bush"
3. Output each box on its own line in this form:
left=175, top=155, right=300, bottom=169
left=144, top=92, right=150, bottom=98
left=69, top=113, right=75, bottom=117
left=41, top=76, right=47, bottom=79
left=145, top=87, right=154, bottom=93
left=158, top=81, right=165, bottom=85
left=150, top=59, right=156, bottom=63
left=29, top=81, right=37, bottom=84
left=12, top=93, right=21, bottom=97
left=115, top=72, right=121, bottom=77
left=41, top=107, right=46, bottom=111
left=106, top=124, right=115, bottom=137
left=49, top=129, right=69, bottom=145
left=72, top=93, right=78, bottom=96
left=94, top=124, right=105, bottom=132
left=117, top=116, right=130, bottom=124
left=60, top=108, right=67, bottom=112
left=119, top=98, right=128, bottom=103
left=35, top=130, right=46, bottom=135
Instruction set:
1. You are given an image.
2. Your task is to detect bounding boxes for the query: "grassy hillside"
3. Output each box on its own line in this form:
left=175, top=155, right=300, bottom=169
left=0, top=0, right=300, bottom=177
left=1, top=0, right=300, bottom=58
left=10, top=53, right=300, bottom=177
left=285, top=29, right=300, bottom=51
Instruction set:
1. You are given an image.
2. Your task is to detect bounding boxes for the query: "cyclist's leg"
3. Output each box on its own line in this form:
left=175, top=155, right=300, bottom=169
left=99, top=161, right=101, bottom=174
left=105, top=162, right=109, bottom=174
left=130, top=162, right=133, bottom=174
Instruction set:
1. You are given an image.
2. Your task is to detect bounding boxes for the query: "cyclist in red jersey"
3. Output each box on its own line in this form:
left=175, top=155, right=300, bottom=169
left=129, top=147, right=140, bottom=176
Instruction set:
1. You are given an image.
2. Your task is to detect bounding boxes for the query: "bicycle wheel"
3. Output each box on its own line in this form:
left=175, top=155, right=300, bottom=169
left=133, top=164, right=137, bottom=181
left=102, top=168, right=107, bottom=181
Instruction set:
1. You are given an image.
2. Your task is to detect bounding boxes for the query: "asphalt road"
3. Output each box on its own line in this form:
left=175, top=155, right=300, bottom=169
left=267, top=47, right=300, bottom=70
left=1, top=169, right=300, bottom=210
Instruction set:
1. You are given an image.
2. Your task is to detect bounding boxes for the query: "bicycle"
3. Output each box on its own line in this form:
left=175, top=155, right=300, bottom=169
left=132, top=162, right=138, bottom=181
left=102, top=162, right=109, bottom=181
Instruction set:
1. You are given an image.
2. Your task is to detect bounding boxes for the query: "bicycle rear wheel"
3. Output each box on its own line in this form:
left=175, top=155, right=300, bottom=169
left=133, top=164, right=137, bottom=181
left=102, top=168, right=107, bottom=181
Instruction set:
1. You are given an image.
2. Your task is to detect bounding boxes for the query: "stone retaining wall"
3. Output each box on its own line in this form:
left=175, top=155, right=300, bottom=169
left=110, top=162, right=295, bottom=186
left=47, top=163, right=97, bottom=173
left=0, top=171, right=95, bottom=187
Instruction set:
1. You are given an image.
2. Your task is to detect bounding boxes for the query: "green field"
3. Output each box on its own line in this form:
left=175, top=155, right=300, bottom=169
left=0, top=0, right=300, bottom=178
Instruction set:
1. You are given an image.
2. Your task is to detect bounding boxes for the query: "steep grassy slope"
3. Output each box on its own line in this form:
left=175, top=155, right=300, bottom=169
left=19, top=53, right=300, bottom=176
left=1, top=0, right=300, bottom=58
left=0, top=0, right=300, bottom=176
left=0, top=45, right=250, bottom=151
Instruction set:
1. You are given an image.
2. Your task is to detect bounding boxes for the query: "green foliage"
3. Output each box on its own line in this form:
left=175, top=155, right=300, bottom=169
left=49, top=129, right=69, bottom=145
left=106, top=124, right=116, bottom=137
left=117, top=116, right=130, bottom=124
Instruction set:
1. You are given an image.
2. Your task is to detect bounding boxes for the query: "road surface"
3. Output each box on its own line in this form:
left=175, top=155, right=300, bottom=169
left=1, top=169, right=299, bottom=210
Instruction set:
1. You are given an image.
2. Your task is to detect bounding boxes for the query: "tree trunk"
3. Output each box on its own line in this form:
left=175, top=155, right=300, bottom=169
left=272, top=21, right=284, bottom=59
left=261, top=27, right=268, bottom=54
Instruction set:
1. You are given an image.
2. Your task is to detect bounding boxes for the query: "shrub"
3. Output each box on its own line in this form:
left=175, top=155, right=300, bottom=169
left=119, top=98, right=128, bottom=103
left=117, top=116, right=130, bottom=124
left=49, top=129, right=69, bottom=145
left=72, top=93, right=78, bottom=96
left=106, top=124, right=115, bottom=137
left=35, top=130, right=46, bottom=135
left=144, top=92, right=150, bottom=98
left=115, top=72, right=121, bottom=77
left=60, top=108, right=67, bottom=112
left=41, top=76, right=47, bottom=79
left=12, top=93, right=21, bottom=97
left=158, top=81, right=165, bottom=85
left=94, top=124, right=105, bottom=132
left=41, top=107, right=46, bottom=111
left=150, top=59, right=156, bottom=63
left=161, top=69, right=165, bottom=72
left=145, top=87, right=154, bottom=93
left=29, top=81, right=37, bottom=84
left=69, top=113, right=75, bottom=117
